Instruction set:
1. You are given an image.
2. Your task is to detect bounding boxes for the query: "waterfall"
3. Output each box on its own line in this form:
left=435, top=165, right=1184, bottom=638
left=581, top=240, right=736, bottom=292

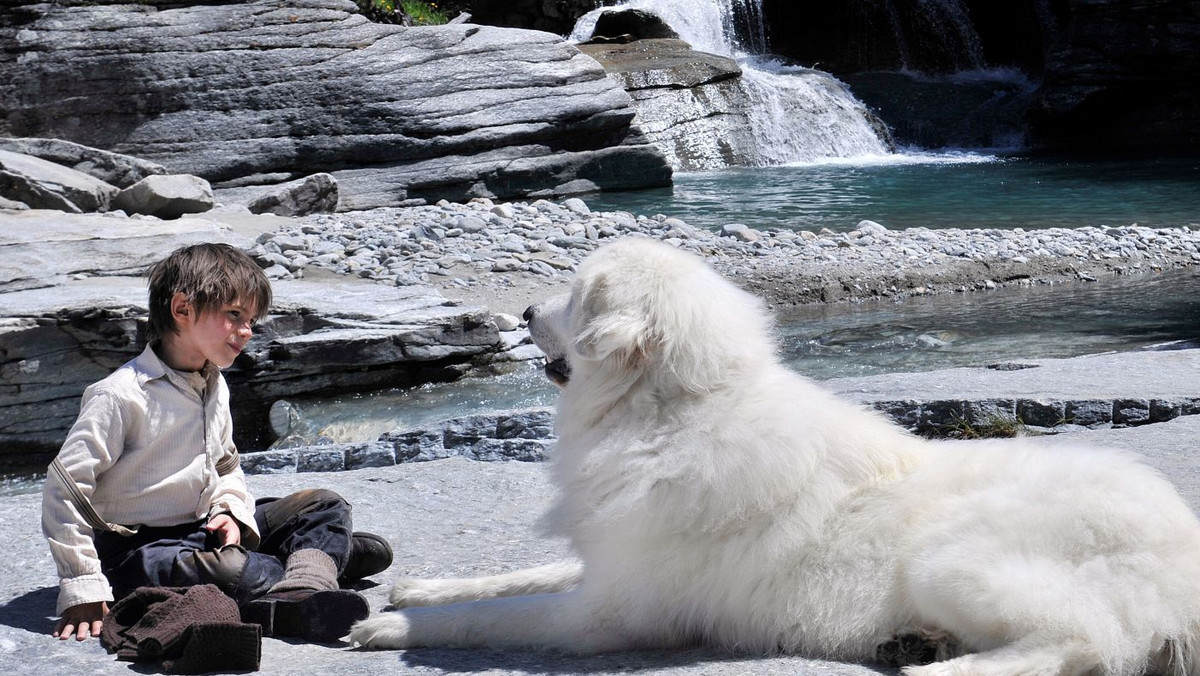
left=572, top=0, right=766, bottom=57
left=572, top=0, right=891, bottom=168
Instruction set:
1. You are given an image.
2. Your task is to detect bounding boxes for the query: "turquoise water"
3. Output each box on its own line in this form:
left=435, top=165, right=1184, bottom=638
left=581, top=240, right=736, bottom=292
left=778, top=268, right=1200, bottom=380
left=585, top=154, right=1200, bottom=232
left=265, top=268, right=1200, bottom=451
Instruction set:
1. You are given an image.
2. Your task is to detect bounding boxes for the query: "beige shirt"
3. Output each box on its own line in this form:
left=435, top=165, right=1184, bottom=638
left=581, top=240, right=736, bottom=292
left=41, top=344, right=260, bottom=614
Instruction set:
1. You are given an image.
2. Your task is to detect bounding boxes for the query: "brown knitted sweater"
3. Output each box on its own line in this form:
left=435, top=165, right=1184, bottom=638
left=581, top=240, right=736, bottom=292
left=100, top=584, right=260, bottom=674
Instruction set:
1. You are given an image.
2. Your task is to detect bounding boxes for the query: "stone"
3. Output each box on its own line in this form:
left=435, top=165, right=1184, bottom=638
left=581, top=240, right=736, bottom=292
left=243, top=173, right=340, bottom=217
left=493, top=312, right=521, bottom=331
left=0, top=0, right=671, bottom=207
left=721, top=223, right=760, bottom=242
left=0, top=149, right=119, bottom=212
left=0, top=137, right=166, bottom=188
left=113, top=174, right=215, bottom=219
left=589, top=8, right=680, bottom=41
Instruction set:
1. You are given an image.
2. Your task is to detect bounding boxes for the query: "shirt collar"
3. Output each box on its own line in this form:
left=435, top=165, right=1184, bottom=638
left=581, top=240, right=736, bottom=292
left=133, top=343, right=220, bottom=392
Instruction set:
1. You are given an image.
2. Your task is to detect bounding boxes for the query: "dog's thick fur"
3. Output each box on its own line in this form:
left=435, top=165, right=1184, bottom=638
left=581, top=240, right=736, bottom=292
left=351, top=238, right=1200, bottom=676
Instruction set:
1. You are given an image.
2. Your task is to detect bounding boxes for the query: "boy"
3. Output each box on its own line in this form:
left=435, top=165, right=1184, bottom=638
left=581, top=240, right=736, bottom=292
left=43, top=242, right=392, bottom=644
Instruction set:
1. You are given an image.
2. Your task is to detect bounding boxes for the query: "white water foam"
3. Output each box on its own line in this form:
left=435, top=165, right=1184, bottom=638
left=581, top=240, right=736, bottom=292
left=572, top=0, right=895, bottom=167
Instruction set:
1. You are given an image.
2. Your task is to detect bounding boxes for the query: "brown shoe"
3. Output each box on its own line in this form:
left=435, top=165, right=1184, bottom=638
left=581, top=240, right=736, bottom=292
left=241, top=588, right=369, bottom=643
left=339, top=532, right=393, bottom=584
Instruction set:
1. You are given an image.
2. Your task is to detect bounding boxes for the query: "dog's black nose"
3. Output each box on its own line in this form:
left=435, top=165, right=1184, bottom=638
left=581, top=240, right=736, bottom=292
left=523, top=305, right=535, bottom=322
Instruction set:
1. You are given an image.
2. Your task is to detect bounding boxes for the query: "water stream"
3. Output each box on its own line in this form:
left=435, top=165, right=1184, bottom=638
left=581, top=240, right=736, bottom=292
left=571, top=0, right=892, bottom=168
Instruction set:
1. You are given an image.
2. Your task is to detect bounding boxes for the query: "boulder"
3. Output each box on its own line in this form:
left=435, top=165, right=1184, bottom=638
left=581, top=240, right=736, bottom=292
left=0, top=0, right=671, bottom=207
left=578, top=37, right=890, bottom=169
left=239, top=173, right=340, bottom=217
left=113, top=174, right=215, bottom=219
left=0, top=137, right=166, bottom=188
left=0, top=149, right=119, bottom=212
left=590, top=9, right=680, bottom=41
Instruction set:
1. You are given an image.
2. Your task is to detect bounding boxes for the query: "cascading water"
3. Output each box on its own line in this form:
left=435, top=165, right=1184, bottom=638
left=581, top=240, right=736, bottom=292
left=571, top=0, right=893, bottom=169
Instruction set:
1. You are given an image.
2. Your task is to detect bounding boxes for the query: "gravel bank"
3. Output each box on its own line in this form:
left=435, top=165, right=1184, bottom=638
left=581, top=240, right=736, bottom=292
left=245, top=197, right=1200, bottom=316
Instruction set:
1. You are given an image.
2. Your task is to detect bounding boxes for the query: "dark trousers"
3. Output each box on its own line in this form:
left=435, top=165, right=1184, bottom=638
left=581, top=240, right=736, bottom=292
left=95, top=489, right=354, bottom=606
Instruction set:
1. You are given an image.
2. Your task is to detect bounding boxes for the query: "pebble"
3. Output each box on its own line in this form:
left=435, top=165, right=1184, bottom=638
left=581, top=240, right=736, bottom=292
left=260, top=199, right=1200, bottom=304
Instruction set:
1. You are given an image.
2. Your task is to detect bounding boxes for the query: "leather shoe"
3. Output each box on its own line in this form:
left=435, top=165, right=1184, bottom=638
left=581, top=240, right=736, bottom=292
left=241, top=588, right=368, bottom=643
left=339, top=531, right=393, bottom=583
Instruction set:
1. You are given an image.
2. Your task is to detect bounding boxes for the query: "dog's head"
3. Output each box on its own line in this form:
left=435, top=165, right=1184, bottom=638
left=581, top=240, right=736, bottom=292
left=525, top=238, right=774, bottom=395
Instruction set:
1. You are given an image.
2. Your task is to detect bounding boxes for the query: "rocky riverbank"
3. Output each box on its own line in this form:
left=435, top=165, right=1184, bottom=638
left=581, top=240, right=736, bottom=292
left=4, top=195, right=1199, bottom=459
left=255, top=197, right=1200, bottom=315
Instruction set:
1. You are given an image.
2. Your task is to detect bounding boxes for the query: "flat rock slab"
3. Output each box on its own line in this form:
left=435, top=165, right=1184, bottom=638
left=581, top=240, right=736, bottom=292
left=4, top=415, right=1200, bottom=674
left=0, top=210, right=246, bottom=291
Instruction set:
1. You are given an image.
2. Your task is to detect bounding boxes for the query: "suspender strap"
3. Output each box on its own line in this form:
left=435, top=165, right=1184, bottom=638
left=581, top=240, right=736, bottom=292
left=49, top=457, right=141, bottom=537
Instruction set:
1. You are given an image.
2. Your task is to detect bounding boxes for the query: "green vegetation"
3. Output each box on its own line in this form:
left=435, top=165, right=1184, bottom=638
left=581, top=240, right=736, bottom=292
left=355, top=0, right=449, bottom=25
left=402, top=0, right=449, bottom=25
left=933, top=412, right=1028, bottom=440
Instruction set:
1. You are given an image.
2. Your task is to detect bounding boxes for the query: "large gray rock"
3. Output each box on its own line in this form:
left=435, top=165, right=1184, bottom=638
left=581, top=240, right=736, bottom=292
left=0, top=207, right=502, bottom=460
left=0, top=149, right=119, bottom=212
left=0, top=209, right=239, bottom=293
left=0, top=0, right=672, bottom=207
left=578, top=38, right=891, bottom=170
left=0, top=273, right=500, bottom=459
left=243, top=173, right=340, bottom=216
left=0, top=137, right=166, bottom=188
left=113, top=174, right=215, bottom=219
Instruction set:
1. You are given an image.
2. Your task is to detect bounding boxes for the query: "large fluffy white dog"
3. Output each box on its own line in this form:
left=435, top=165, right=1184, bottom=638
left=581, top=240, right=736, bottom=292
left=352, top=238, right=1200, bottom=676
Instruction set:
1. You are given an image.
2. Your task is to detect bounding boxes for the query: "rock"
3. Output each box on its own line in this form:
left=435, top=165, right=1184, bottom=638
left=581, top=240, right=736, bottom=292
left=113, top=174, right=215, bottom=219
left=576, top=35, right=889, bottom=170
left=0, top=272, right=500, bottom=457
left=0, top=149, right=119, bottom=212
left=0, top=0, right=671, bottom=208
left=589, top=8, right=680, bottom=41
left=721, top=222, right=760, bottom=242
left=0, top=137, right=166, bottom=188
left=855, top=220, right=890, bottom=236
left=381, top=408, right=555, bottom=463
left=561, top=197, right=591, bottom=215
left=493, top=312, right=521, bottom=331
left=243, top=173, right=340, bottom=217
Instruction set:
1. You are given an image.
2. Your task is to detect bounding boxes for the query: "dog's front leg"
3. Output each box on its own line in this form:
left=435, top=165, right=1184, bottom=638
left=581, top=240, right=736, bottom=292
left=351, top=588, right=635, bottom=653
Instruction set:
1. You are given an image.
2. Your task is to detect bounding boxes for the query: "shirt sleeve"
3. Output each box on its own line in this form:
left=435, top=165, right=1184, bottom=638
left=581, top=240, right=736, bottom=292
left=41, top=387, right=122, bottom=615
left=206, top=399, right=260, bottom=550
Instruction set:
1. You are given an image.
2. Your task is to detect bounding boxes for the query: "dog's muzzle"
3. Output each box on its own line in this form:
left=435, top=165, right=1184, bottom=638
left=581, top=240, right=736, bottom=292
left=544, top=358, right=571, bottom=386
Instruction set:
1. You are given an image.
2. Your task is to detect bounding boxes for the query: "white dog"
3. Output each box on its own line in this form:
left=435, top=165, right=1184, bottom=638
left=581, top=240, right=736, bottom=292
left=352, top=238, right=1200, bottom=676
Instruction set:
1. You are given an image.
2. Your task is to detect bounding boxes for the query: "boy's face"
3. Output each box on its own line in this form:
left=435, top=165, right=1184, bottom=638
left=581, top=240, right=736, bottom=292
left=167, top=294, right=257, bottom=371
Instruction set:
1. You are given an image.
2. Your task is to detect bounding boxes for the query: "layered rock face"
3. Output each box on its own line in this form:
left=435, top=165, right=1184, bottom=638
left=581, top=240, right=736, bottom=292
left=0, top=209, right=501, bottom=461
left=0, top=0, right=671, bottom=207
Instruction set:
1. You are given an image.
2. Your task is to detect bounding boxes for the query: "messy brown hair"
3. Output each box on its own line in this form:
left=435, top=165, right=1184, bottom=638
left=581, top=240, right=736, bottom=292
left=145, top=243, right=273, bottom=343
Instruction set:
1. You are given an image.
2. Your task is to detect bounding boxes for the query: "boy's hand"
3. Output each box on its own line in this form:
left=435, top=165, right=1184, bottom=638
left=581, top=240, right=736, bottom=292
left=205, top=513, right=242, bottom=547
left=54, top=601, right=108, bottom=641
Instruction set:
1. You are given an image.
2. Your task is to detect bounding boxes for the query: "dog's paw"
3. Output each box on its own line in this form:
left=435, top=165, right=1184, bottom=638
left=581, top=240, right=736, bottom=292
left=349, top=613, right=413, bottom=650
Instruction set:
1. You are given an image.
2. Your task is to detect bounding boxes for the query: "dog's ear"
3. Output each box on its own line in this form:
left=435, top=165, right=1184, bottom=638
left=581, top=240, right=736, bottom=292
left=570, top=276, right=653, bottom=365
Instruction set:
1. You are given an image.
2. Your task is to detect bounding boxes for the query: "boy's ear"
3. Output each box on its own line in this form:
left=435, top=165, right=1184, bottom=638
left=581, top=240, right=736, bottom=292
left=170, top=292, right=193, bottom=325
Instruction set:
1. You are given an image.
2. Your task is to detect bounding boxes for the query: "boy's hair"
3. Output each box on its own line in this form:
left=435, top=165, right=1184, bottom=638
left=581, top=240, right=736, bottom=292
left=145, top=243, right=273, bottom=343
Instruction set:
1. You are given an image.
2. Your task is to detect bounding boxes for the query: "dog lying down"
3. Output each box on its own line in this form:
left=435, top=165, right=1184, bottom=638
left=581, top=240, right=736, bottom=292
left=352, top=238, right=1200, bottom=676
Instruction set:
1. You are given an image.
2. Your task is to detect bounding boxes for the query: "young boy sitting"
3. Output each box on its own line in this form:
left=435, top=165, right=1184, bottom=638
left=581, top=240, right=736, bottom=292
left=43, top=242, right=392, bottom=644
